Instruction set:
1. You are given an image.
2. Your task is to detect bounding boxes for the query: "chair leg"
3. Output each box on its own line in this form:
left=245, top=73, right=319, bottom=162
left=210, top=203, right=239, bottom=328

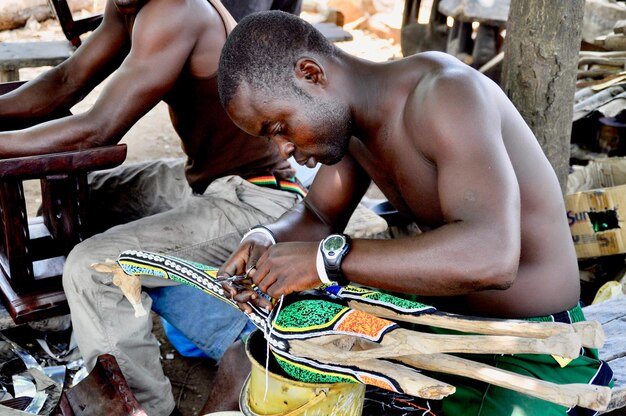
left=0, top=180, right=34, bottom=292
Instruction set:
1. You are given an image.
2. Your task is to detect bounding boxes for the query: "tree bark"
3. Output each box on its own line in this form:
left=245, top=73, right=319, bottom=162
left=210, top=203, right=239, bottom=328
left=501, top=0, right=585, bottom=194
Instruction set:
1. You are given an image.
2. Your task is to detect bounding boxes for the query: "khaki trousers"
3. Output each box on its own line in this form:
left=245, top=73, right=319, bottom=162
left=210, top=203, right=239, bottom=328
left=63, top=159, right=300, bottom=415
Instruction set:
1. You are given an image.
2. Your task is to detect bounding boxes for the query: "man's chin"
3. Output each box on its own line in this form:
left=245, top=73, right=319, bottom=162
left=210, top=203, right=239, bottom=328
left=321, top=153, right=344, bottom=166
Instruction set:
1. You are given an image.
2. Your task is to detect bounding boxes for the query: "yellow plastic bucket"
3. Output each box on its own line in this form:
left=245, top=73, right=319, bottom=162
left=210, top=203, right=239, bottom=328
left=239, top=331, right=365, bottom=416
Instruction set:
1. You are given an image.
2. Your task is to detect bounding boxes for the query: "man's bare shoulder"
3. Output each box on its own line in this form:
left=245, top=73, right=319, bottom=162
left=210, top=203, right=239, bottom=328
left=134, top=0, right=224, bottom=37
left=403, top=52, right=497, bottom=121
left=400, top=52, right=502, bottom=156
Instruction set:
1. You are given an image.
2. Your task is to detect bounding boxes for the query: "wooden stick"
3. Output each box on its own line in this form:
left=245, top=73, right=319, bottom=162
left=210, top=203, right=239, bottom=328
left=292, top=339, right=611, bottom=412
left=347, top=301, right=603, bottom=349
left=335, top=357, right=455, bottom=400
left=580, top=50, right=626, bottom=58
left=386, top=329, right=581, bottom=358
left=579, top=57, right=626, bottom=67
left=291, top=325, right=581, bottom=361
left=395, top=354, right=611, bottom=412
left=282, top=341, right=455, bottom=400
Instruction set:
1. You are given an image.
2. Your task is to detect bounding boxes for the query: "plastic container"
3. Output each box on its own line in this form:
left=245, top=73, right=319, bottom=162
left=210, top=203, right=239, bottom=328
left=239, top=331, right=365, bottom=416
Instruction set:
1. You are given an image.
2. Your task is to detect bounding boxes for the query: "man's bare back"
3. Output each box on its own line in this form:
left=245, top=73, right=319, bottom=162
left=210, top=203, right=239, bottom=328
left=214, top=13, right=611, bottom=416
left=218, top=21, right=580, bottom=319
left=348, top=52, right=579, bottom=317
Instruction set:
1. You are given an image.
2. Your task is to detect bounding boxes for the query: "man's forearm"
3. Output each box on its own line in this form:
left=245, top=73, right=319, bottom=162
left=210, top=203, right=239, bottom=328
left=0, top=114, right=105, bottom=158
left=266, top=201, right=336, bottom=243
left=0, top=69, right=80, bottom=121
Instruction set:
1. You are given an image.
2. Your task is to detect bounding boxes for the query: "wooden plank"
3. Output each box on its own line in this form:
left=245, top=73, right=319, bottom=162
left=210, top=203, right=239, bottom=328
left=438, top=0, right=510, bottom=26
left=614, top=20, right=626, bottom=35
left=0, top=41, right=74, bottom=70
left=313, top=22, right=353, bottom=42
left=0, top=269, right=68, bottom=324
left=594, top=34, right=626, bottom=51
left=583, top=298, right=626, bottom=413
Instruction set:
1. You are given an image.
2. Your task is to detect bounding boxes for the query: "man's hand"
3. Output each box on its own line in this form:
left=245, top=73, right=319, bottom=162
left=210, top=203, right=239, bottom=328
left=218, top=232, right=275, bottom=313
left=248, top=241, right=321, bottom=298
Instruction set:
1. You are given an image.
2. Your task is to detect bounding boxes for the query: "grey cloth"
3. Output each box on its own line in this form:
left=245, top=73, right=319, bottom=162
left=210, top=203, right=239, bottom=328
left=62, top=159, right=300, bottom=416
left=221, top=0, right=302, bottom=22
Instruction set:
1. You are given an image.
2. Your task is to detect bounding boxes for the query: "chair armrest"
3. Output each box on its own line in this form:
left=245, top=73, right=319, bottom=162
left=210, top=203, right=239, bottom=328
left=0, top=144, right=128, bottom=180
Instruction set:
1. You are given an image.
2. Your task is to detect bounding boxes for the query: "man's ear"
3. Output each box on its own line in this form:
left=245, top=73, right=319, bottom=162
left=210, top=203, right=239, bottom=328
left=295, top=58, right=327, bottom=86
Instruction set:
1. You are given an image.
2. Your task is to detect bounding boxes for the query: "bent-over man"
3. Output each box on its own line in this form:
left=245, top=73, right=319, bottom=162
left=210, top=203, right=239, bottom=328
left=216, top=11, right=613, bottom=415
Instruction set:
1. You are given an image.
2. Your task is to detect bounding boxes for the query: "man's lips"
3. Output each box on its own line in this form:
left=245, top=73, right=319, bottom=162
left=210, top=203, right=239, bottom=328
left=306, top=157, right=317, bottom=168
left=297, top=157, right=317, bottom=168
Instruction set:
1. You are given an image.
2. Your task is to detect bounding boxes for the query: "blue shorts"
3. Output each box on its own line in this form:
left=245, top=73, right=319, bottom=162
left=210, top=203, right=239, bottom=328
left=148, top=284, right=255, bottom=362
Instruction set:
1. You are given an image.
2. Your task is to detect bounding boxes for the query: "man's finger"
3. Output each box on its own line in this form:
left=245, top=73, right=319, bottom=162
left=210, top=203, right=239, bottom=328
left=233, top=289, right=258, bottom=303
left=266, top=280, right=289, bottom=299
left=221, top=282, right=238, bottom=298
left=219, top=255, right=245, bottom=277
left=249, top=295, right=274, bottom=311
left=238, top=302, right=253, bottom=314
left=256, top=273, right=278, bottom=294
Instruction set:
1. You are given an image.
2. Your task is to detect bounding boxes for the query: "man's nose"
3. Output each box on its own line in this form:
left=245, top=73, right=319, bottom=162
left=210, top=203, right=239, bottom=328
left=274, top=137, right=295, bottom=160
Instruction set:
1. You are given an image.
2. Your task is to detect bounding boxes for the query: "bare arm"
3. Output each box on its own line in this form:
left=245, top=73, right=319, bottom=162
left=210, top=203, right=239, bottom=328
left=0, top=1, right=128, bottom=122
left=268, top=153, right=372, bottom=241
left=218, top=154, right=370, bottom=302
left=343, top=71, right=521, bottom=296
left=0, top=0, right=200, bottom=157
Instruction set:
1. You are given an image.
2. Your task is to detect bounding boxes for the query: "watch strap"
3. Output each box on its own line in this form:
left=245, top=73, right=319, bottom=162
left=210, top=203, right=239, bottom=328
left=316, top=239, right=333, bottom=285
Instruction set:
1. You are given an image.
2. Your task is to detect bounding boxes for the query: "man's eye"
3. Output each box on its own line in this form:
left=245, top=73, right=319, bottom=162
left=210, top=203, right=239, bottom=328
left=271, top=123, right=283, bottom=136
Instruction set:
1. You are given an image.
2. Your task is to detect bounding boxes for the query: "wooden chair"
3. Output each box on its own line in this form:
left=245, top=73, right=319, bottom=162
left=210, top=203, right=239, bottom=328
left=47, top=0, right=103, bottom=47
left=0, top=81, right=127, bottom=324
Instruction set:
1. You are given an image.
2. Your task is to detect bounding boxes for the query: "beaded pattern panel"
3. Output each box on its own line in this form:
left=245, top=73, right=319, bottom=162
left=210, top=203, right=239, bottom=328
left=325, top=285, right=437, bottom=316
left=115, top=250, right=416, bottom=396
left=273, top=299, right=397, bottom=342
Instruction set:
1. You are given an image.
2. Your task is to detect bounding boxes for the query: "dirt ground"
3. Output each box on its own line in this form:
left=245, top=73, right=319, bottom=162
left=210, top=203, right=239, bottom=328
left=1, top=6, right=402, bottom=415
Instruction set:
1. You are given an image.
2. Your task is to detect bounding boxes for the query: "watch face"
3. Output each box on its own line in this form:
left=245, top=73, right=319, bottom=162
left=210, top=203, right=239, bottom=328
left=323, top=235, right=345, bottom=253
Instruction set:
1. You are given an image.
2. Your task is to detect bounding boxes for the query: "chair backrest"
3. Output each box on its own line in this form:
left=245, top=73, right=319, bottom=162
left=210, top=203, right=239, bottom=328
left=0, top=81, right=127, bottom=323
left=47, top=0, right=103, bottom=47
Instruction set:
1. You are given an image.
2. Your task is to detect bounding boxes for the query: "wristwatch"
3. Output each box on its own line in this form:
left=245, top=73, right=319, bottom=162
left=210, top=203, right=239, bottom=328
left=320, top=234, right=352, bottom=285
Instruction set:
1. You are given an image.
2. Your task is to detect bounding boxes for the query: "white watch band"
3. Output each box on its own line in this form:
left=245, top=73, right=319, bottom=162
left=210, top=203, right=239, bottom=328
left=241, top=227, right=276, bottom=245
left=316, top=239, right=333, bottom=285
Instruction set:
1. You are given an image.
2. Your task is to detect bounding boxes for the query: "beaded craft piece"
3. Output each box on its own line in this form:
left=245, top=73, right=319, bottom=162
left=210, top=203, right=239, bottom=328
left=323, top=285, right=436, bottom=316
left=111, top=250, right=611, bottom=410
left=115, top=250, right=433, bottom=395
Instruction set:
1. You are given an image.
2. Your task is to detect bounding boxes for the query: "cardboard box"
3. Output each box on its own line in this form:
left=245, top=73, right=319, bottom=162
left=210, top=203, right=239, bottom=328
left=567, top=158, right=626, bottom=259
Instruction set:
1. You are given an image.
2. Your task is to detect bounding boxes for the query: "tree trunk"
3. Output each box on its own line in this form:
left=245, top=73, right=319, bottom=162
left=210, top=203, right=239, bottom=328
left=501, top=0, right=585, bottom=194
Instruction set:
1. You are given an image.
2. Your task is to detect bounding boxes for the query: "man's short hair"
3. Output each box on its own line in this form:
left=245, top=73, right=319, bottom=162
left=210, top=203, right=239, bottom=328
left=218, top=10, right=336, bottom=109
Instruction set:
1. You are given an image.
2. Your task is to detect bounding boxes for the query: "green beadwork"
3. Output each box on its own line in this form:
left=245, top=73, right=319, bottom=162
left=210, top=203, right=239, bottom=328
left=273, top=353, right=355, bottom=384
left=363, top=292, right=430, bottom=310
left=275, top=300, right=346, bottom=329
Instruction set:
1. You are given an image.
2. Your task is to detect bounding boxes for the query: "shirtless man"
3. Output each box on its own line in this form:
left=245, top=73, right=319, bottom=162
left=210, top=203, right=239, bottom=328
left=217, top=11, right=613, bottom=414
left=0, top=2, right=304, bottom=414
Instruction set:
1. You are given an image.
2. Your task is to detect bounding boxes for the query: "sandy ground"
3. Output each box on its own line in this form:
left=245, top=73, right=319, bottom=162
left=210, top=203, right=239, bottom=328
left=1, top=7, right=402, bottom=415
